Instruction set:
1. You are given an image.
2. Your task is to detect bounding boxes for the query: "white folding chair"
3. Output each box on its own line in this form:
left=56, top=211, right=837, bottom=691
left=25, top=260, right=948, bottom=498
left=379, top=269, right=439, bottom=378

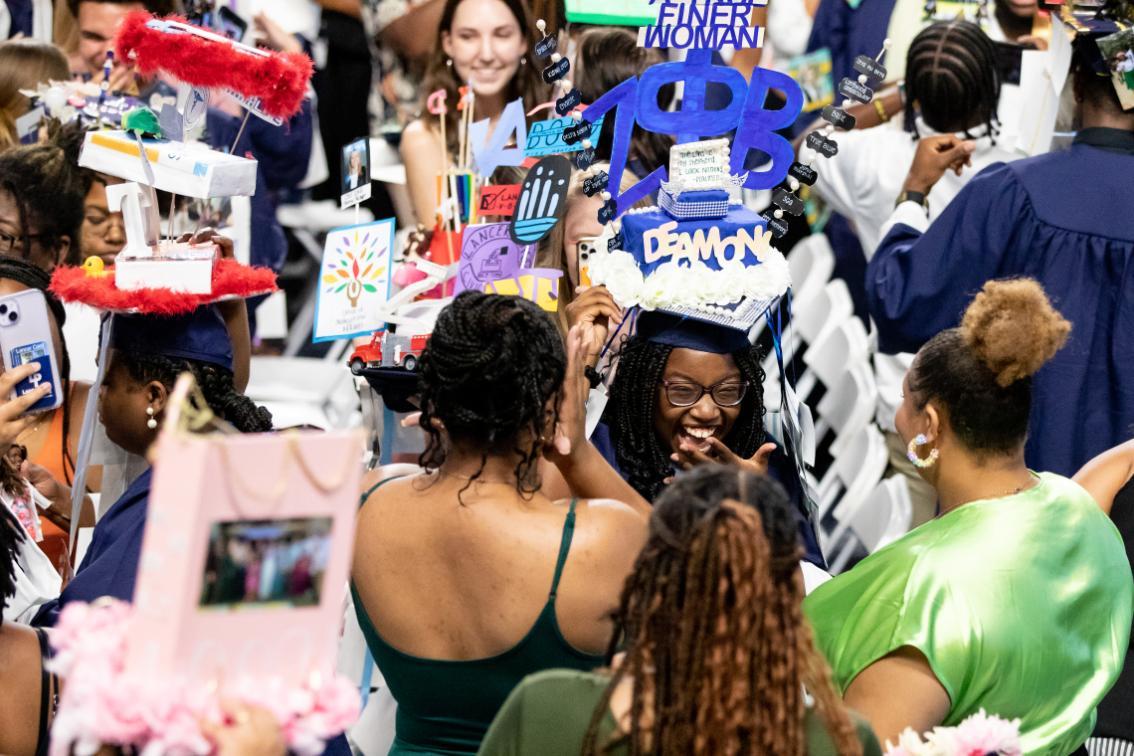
left=245, top=356, right=361, bottom=430
left=814, top=362, right=878, bottom=458
left=794, top=279, right=854, bottom=347
left=811, top=423, right=887, bottom=523
left=794, top=315, right=871, bottom=402
left=828, top=475, right=913, bottom=574
left=787, top=234, right=836, bottom=306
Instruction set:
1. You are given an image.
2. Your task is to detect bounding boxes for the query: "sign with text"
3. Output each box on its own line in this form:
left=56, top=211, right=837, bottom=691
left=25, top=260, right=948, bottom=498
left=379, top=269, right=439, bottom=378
left=524, top=115, right=605, bottom=157
left=479, top=184, right=521, bottom=217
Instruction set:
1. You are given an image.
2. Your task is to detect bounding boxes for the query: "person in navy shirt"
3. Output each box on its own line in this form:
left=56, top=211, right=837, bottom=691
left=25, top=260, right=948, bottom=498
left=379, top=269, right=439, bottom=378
left=866, top=11, right=1134, bottom=476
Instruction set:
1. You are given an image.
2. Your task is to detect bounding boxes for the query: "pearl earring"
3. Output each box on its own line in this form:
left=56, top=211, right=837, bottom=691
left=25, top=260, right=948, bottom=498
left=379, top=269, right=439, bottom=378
left=446, top=58, right=453, bottom=67
left=520, top=56, right=527, bottom=66
left=146, top=406, right=158, bottom=430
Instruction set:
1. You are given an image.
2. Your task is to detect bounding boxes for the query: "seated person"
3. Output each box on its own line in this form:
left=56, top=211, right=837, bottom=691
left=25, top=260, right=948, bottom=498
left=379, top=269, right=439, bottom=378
left=804, top=279, right=1132, bottom=750
left=480, top=467, right=881, bottom=755
left=33, top=304, right=271, bottom=627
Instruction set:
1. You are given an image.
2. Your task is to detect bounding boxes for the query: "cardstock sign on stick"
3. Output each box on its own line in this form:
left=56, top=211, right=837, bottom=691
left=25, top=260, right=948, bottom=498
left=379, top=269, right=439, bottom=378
left=524, top=114, right=605, bottom=157
left=455, top=223, right=528, bottom=294
left=470, top=98, right=528, bottom=176
left=479, top=184, right=521, bottom=216
left=789, top=162, right=817, bottom=186
left=314, top=219, right=395, bottom=342
left=510, top=155, right=571, bottom=244
left=484, top=268, right=564, bottom=313
left=582, top=50, right=803, bottom=218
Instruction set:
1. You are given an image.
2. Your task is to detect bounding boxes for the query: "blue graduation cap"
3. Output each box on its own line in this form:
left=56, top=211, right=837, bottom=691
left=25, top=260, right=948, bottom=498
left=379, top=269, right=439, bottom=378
left=110, top=306, right=234, bottom=371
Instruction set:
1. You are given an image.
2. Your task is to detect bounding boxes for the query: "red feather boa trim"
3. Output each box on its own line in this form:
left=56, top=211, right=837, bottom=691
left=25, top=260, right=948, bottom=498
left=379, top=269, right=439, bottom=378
left=115, top=11, right=312, bottom=120
left=50, top=259, right=278, bottom=315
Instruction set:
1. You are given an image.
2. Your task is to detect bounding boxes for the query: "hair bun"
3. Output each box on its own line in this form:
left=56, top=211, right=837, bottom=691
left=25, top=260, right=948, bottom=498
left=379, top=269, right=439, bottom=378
left=961, top=278, right=1070, bottom=387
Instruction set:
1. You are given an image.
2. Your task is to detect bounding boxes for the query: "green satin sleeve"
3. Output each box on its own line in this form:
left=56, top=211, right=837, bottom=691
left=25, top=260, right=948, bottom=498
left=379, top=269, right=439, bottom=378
left=804, top=473, right=1134, bottom=755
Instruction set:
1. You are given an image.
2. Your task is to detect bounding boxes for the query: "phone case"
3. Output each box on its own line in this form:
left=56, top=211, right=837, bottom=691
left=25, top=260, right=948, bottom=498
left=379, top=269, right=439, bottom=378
left=0, top=289, right=64, bottom=414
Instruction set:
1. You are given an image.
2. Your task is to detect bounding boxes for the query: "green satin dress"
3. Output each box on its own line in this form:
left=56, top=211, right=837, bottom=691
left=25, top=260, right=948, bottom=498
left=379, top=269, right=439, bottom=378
left=804, top=472, right=1133, bottom=754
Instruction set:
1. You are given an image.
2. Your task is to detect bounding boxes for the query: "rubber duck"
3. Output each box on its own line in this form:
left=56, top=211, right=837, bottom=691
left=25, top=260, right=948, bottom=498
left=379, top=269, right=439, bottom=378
left=82, top=256, right=111, bottom=278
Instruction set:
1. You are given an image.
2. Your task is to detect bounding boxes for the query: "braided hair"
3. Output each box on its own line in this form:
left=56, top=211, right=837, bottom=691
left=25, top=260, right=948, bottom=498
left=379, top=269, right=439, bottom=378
left=0, top=505, right=23, bottom=627
left=0, top=119, right=86, bottom=271
left=904, top=20, right=1001, bottom=140
left=607, top=337, right=766, bottom=502
left=582, top=467, right=861, bottom=756
left=417, top=291, right=566, bottom=496
left=117, top=353, right=273, bottom=433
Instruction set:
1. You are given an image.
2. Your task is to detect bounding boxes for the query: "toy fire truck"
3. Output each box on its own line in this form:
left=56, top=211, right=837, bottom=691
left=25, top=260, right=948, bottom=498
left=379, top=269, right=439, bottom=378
left=349, top=332, right=429, bottom=374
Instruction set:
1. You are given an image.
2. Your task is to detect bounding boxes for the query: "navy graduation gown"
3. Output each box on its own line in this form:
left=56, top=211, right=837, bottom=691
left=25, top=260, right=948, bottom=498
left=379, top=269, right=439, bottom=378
left=32, top=468, right=153, bottom=627
left=867, top=128, right=1134, bottom=476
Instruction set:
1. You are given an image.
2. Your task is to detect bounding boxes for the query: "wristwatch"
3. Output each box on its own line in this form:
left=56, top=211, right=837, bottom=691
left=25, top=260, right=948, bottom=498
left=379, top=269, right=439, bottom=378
left=895, top=190, right=929, bottom=211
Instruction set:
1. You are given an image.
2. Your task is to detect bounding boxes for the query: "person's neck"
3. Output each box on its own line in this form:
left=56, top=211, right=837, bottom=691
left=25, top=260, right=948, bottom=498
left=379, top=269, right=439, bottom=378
left=994, top=6, right=1034, bottom=42
left=933, top=448, right=1036, bottom=517
left=1079, top=102, right=1134, bottom=133
left=473, top=93, right=505, bottom=125
left=439, top=448, right=529, bottom=486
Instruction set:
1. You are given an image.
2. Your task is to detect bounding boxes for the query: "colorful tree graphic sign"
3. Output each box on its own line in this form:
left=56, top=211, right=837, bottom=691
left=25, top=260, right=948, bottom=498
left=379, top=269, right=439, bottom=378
left=313, top=218, right=395, bottom=342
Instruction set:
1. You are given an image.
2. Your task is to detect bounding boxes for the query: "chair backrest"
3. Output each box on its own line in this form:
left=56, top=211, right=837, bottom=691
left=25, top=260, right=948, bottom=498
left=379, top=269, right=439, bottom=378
left=794, top=278, right=854, bottom=349
left=816, top=362, right=878, bottom=445
left=803, top=316, right=871, bottom=390
left=788, top=235, right=836, bottom=306
left=849, top=476, right=914, bottom=552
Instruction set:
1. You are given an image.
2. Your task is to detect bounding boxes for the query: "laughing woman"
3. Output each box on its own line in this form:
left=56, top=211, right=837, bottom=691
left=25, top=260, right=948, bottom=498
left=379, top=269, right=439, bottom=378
left=400, top=0, right=547, bottom=225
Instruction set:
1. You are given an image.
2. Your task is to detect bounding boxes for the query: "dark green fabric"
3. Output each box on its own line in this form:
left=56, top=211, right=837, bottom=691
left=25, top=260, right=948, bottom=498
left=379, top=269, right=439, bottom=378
left=478, top=669, right=885, bottom=756
left=352, top=482, right=604, bottom=755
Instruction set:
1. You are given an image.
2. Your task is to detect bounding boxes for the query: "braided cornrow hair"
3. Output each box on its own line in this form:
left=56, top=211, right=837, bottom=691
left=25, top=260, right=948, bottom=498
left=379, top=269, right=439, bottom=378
left=582, top=467, right=861, bottom=756
left=607, top=337, right=766, bottom=502
left=0, top=119, right=86, bottom=271
left=118, top=353, right=273, bottom=433
left=904, top=20, right=1001, bottom=141
left=0, top=505, right=23, bottom=627
left=416, top=291, right=566, bottom=498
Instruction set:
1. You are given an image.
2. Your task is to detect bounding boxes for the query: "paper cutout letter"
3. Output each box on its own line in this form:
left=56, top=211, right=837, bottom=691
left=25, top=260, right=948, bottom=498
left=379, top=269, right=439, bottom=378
left=470, top=98, right=528, bottom=176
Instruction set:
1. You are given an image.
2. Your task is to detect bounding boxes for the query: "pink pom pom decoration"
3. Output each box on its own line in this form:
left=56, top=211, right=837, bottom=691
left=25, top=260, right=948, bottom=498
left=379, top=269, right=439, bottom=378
left=47, top=599, right=360, bottom=756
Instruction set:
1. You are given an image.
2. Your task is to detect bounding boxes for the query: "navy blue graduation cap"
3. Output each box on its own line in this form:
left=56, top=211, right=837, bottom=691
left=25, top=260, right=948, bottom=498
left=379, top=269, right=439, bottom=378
left=636, top=310, right=752, bottom=354
left=110, top=306, right=234, bottom=371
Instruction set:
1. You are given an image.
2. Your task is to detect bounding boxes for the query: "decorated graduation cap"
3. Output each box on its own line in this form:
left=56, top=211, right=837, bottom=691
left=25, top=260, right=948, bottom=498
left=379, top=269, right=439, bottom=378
left=110, top=306, right=234, bottom=371
left=1059, top=0, right=1134, bottom=109
left=587, top=137, right=792, bottom=337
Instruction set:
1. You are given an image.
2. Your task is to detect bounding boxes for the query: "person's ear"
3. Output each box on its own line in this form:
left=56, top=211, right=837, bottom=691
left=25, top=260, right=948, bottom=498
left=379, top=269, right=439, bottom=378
left=441, top=31, right=454, bottom=62
left=56, top=235, right=71, bottom=265
left=924, top=402, right=942, bottom=444
left=146, top=380, right=170, bottom=418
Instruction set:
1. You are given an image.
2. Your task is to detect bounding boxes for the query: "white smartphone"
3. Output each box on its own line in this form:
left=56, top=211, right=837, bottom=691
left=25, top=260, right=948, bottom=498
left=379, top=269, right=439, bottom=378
left=0, top=289, right=64, bottom=415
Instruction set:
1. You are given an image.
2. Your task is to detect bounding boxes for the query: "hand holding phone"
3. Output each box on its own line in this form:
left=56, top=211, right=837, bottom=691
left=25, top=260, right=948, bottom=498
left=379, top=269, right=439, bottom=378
left=0, top=290, right=64, bottom=417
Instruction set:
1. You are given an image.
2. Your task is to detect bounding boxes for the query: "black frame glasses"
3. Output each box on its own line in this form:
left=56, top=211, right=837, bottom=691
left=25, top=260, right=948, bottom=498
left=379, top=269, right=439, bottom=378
left=0, top=231, right=44, bottom=256
left=661, top=380, right=749, bottom=408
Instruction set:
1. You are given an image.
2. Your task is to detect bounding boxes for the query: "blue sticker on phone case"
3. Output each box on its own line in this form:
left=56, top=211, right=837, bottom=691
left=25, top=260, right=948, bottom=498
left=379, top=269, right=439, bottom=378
left=10, top=341, right=54, bottom=412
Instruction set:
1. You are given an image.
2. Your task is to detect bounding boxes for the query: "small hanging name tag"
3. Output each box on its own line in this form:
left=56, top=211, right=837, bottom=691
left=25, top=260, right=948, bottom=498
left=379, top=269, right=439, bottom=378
left=542, top=57, right=570, bottom=84
left=821, top=105, right=855, bottom=130
left=597, top=198, right=618, bottom=224
left=535, top=35, right=557, bottom=58
left=852, top=54, right=887, bottom=85
left=582, top=170, right=609, bottom=197
left=555, top=88, right=582, bottom=115
left=805, top=132, right=839, bottom=158
left=837, top=77, right=873, bottom=104
left=561, top=120, right=592, bottom=145
left=788, top=162, right=817, bottom=186
left=772, top=187, right=805, bottom=216
left=573, top=147, right=596, bottom=170
left=761, top=210, right=790, bottom=238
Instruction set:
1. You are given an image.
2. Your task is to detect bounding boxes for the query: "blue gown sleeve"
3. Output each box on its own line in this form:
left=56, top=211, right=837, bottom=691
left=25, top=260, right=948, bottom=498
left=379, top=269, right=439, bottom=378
left=866, top=162, right=1028, bottom=354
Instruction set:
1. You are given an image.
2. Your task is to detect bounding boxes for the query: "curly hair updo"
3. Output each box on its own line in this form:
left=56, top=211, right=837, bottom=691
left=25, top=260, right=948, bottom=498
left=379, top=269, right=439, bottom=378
left=417, top=291, right=566, bottom=494
left=910, top=278, right=1070, bottom=454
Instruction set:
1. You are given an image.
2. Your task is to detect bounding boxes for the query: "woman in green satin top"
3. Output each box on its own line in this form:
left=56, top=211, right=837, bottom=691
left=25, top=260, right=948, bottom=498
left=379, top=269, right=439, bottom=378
left=804, top=280, right=1134, bottom=753
left=482, top=467, right=880, bottom=755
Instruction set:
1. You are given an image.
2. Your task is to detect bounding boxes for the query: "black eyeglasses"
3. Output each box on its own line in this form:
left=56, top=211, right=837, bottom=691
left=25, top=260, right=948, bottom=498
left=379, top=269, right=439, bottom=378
left=0, top=231, right=45, bottom=256
left=661, top=380, right=749, bottom=408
